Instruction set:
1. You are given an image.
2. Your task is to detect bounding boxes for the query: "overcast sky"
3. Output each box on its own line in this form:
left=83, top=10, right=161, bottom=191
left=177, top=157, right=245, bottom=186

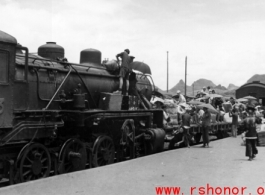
left=1, top=0, right=265, bottom=90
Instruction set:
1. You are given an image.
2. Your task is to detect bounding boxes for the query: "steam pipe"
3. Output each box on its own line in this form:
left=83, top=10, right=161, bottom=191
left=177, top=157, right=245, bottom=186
left=44, top=67, right=72, bottom=110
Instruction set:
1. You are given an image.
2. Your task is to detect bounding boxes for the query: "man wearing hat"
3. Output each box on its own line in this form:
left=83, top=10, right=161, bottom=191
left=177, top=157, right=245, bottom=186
left=113, top=49, right=132, bottom=95
left=175, top=90, right=186, bottom=104
left=242, top=104, right=258, bottom=161
left=201, top=86, right=207, bottom=93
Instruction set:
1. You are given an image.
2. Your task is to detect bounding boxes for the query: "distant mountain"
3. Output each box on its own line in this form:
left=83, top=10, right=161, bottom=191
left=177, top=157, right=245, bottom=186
left=192, top=79, right=216, bottom=90
left=154, top=78, right=241, bottom=97
left=223, top=89, right=236, bottom=97
left=169, top=79, right=192, bottom=94
left=154, top=86, right=166, bottom=94
left=214, top=84, right=227, bottom=90
left=227, top=84, right=239, bottom=90
left=155, top=78, right=216, bottom=96
left=247, top=74, right=265, bottom=84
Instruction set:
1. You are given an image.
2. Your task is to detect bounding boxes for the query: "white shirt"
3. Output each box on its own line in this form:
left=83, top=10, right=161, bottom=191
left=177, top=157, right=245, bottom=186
left=178, top=94, right=186, bottom=103
left=198, top=109, right=204, bottom=120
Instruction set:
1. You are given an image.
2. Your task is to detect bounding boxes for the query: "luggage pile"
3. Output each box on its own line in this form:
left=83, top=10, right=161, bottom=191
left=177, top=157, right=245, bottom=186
left=163, top=100, right=179, bottom=125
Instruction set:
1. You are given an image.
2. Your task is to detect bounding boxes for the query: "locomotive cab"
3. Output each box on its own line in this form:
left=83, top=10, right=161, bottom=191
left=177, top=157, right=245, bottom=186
left=0, top=31, right=29, bottom=128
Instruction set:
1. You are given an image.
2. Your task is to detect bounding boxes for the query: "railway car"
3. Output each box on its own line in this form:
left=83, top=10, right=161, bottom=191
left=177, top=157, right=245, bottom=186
left=0, top=30, right=166, bottom=184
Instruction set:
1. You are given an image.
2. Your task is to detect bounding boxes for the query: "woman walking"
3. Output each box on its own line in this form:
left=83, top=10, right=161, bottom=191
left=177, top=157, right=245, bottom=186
left=242, top=105, right=258, bottom=161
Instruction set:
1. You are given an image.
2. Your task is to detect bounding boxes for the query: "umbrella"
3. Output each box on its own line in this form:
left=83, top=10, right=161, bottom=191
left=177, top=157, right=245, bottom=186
left=196, top=96, right=209, bottom=101
left=205, top=94, right=223, bottom=98
left=197, top=103, right=218, bottom=114
left=179, top=102, right=192, bottom=110
left=233, top=102, right=246, bottom=110
left=150, top=96, right=164, bottom=104
left=236, top=98, right=248, bottom=102
left=188, top=100, right=204, bottom=105
left=152, top=90, right=165, bottom=99
left=196, top=91, right=208, bottom=95
left=130, top=61, right=151, bottom=75
left=184, top=95, right=196, bottom=99
left=242, top=95, right=256, bottom=100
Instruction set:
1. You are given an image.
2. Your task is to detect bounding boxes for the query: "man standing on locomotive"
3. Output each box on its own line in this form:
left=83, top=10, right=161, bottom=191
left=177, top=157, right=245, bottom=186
left=113, top=49, right=131, bottom=96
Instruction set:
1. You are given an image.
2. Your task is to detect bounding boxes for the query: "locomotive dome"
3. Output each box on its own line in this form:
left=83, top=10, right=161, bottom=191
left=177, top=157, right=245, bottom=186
left=80, top=48, right=101, bottom=65
left=0, top=30, right=17, bottom=45
left=38, top=42, right=64, bottom=60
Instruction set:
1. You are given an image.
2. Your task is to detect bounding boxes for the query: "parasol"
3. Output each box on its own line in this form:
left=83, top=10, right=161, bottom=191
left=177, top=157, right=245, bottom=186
left=242, top=95, right=256, bottom=100
left=197, top=91, right=208, bottom=96
left=233, top=102, right=246, bottom=110
left=130, top=61, right=151, bottom=75
left=188, top=100, right=204, bottom=105
left=179, top=102, right=192, bottom=110
left=196, top=96, right=209, bottom=101
left=197, top=103, right=218, bottom=114
left=152, top=90, right=165, bottom=99
left=236, top=98, right=248, bottom=102
left=150, top=96, right=164, bottom=105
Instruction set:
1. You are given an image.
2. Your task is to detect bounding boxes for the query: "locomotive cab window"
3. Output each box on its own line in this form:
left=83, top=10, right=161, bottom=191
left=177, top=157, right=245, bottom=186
left=0, top=50, right=9, bottom=84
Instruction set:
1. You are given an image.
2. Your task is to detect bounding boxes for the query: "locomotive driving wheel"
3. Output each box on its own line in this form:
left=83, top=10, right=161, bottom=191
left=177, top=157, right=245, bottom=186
left=119, top=119, right=135, bottom=160
left=92, top=136, right=115, bottom=167
left=58, top=138, right=87, bottom=174
left=18, top=143, right=51, bottom=182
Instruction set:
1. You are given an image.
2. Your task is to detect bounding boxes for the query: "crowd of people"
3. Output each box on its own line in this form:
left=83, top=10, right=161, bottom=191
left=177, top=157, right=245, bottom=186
left=108, top=49, right=261, bottom=161
left=151, top=86, right=263, bottom=161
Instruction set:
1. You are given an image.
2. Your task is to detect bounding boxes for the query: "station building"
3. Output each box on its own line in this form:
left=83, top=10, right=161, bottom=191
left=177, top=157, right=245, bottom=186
left=236, top=81, right=265, bottom=106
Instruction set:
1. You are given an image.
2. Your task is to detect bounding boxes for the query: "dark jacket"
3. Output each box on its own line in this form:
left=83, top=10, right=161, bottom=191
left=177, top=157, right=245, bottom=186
left=181, top=112, right=191, bottom=127
left=243, top=116, right=258, bottom=138
left=202, top=110, right=211, bottom=127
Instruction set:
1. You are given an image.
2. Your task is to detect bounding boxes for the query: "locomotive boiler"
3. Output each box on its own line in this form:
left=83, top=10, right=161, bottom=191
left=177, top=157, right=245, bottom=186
left=0, top=30, right=165, bottom=184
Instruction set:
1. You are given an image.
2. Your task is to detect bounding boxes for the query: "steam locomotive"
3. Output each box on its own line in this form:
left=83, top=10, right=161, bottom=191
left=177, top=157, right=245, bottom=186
left=0, top=30, right=165, bottom=184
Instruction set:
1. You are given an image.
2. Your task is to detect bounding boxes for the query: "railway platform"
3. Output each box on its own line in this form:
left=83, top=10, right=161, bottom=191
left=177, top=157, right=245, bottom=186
left=1, top=136, right=265, bottom=195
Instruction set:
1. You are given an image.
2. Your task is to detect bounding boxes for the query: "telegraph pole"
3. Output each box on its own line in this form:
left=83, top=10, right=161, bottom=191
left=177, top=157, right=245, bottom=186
left=167, top=51, right=169, bottom=93
left=185, top=56, right=187, bottom=96
left=192, top=83, right=194, bottom=96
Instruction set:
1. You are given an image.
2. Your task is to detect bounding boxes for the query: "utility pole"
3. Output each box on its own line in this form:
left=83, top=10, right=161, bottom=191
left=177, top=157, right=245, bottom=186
left=192, top=83, right=194, bottom=96
left=185, top=56, right=187, bottom=96
left=167, top=51, right=169, bottom=93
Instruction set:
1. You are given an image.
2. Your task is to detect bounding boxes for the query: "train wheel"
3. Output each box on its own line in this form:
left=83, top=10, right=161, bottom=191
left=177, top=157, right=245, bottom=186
left=139, top=141, right=154, bottom=156
left=92, top=136, right=115, bottom=167
left=58, top=138, right=87, bottom=174
left=120, top=119, right=135, bottom=160
left=18, top=143, right=51, bottom=182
